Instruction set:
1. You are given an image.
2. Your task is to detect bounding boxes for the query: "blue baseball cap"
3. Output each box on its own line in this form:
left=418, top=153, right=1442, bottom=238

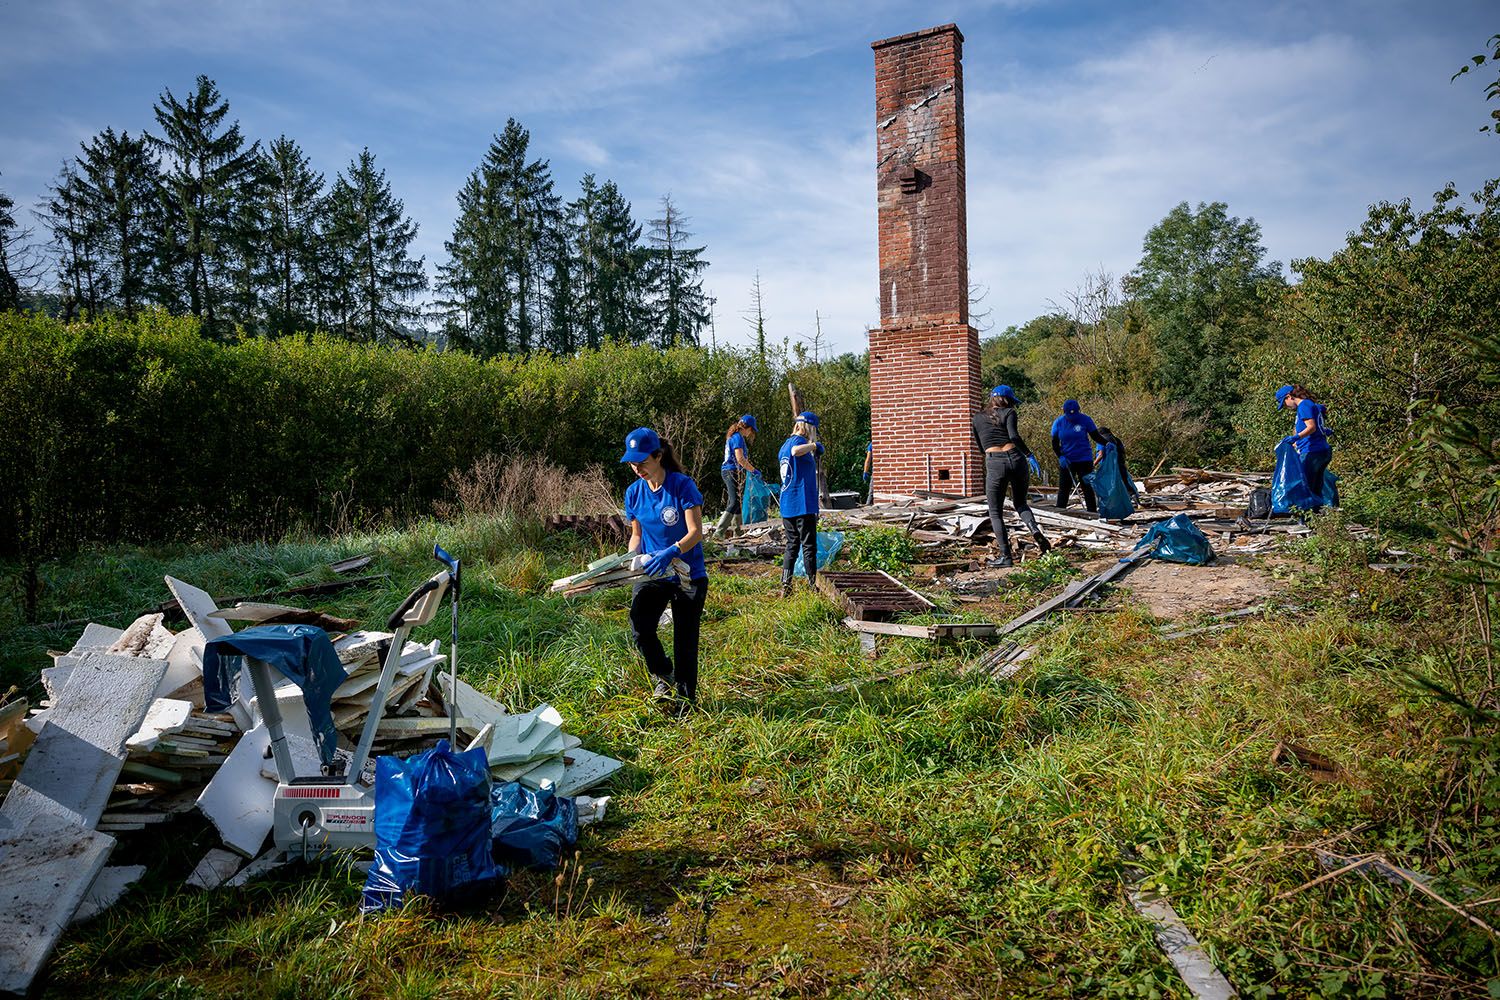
left=1063, top=398, right=1080, bottom=414
left=1275, top=385, right=1294, bottom=409
left=991, top=385, right=1017, bottom=403
left=620, top=427, right=661, bottom=463
left=796, top=410, right=820, bottom=428
left=741, top=414, right=758, bottom=432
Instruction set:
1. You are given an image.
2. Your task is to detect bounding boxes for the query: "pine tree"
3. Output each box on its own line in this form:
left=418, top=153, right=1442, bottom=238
left=745, top=270, right=767, bottom=359
left=326, top=148, right=426, bottom=344
left=436, top=120, right=561, bottom=355
left=643, top=194, right=710, bottom=348
left=261, top=136, right=326, bottom=335
left=148, top=75, right=262, bottom=335
left=567, top=174, right=645, bottom=349
left=42, top=163, right=106, bottom=320
left=74, top=129, right=161, bottom=316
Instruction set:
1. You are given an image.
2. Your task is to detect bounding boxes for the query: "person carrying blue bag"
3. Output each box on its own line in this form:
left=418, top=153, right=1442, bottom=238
left=972, top=386, right=1051, bottom=568
left=779, top=411, right=824, bottom=597
left=1275, top=384, right=1333, bottom=511
left=621, top=426, right=708, bottom=714
left=1050, top=399, right=1108, bottom=512
left=715, top=414, right=760, bottom=536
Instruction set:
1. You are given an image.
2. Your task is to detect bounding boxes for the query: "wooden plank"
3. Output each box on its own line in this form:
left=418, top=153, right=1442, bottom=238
left=1128, top=890, right=1238, bottom=999
left=842, top=618, right=936, bottom=639
left=0, top=815, right=116, bottom=994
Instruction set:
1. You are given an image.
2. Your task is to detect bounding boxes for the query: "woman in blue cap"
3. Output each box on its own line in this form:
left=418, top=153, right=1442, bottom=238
left=620, top=426, right=709, bottom=712
left=778, top=411, right=823, bottom=596
left=715, top=414, right=760, bottom=535
left=1050, top=399, right=1108, bottom=512
left=1275, top=384, right=1332, bottom=507
left=972, top=386, right=1051, bottom=568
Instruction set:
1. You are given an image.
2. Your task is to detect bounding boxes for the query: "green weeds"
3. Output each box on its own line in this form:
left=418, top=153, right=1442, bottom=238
left=1, top=519, right=1494, bottom=997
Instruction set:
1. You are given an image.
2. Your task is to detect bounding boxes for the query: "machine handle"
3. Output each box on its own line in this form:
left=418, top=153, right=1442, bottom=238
left=386, top=578, right=441, bottom=630
left=434, top=543, right=461, bottom=599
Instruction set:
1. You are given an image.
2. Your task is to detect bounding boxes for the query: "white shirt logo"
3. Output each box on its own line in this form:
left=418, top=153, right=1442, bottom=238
left=661, top=506, right=679, bottom=526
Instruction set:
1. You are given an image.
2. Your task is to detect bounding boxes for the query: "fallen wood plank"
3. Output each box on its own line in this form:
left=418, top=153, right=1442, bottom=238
left=1, top=653, right=168, bottom=831
left=186, top=847, right=245, bottom=890
left=0, top=815, right=116, bottom=995
left=1128, top=889, right=1238, bottom=999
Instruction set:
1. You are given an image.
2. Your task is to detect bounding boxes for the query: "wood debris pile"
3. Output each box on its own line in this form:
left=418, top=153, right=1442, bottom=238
left=0, top=562, right=622, bottom=991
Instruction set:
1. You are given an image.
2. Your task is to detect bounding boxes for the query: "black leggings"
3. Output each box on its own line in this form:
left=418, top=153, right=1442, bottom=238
left=986, top=451, right=1031, bottom=551
left=782, top=513, right=818, bottom=583
left=629, top=576, right=708, bottom=700
left=1056, top=460, right=1097, bottom=512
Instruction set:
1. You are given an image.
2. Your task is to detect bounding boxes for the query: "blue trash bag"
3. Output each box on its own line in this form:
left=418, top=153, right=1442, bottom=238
left=361, top=740, right=503, bottom=913
left=742, top=474, right=779, bottom=524
left=1085, top=443, right=1135, bottom=520
left=490, top=781, right=579, bottom=870
left=1270, top=440, right=1339, bottom=514
left=1134, top=513, right=1214, bottom=565
left=793, top=530, right=845, bottom=578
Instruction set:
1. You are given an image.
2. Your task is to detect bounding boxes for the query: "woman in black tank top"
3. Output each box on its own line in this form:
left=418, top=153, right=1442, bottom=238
left=972, top=387, right=1052, bottom=568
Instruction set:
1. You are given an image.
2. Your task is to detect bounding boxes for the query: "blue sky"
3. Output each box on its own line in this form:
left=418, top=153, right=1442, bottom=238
left=1, top=0, right=1495, bottom=355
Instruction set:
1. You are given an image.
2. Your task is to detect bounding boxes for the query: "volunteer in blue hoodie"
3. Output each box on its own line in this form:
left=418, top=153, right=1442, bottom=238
left=778, top=411, right=823, bottom=597
left=1275, top=384, right=1332, bottom=507
left=1050, top=399, right=1108, bottom=512
left=621, top=427, right=708, bottom=711
left=972, top=386, right=1051, bottom=568
left=715, top=414, right=760, bottom=535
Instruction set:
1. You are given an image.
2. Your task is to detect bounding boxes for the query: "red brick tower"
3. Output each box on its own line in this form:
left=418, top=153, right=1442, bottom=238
left=868, top=24, right=983, bottom=496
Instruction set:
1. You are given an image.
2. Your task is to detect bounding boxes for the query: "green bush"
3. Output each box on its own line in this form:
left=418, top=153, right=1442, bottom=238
left=0, top=311, right=872, bottom=570
left=843, top=525, right=918, bottom=573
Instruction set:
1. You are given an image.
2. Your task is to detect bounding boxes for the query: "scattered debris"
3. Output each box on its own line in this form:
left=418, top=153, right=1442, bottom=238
left=817, top=570, right=935, bottom=621
left=187, top=847, right=246, bottom=890
left=1272, top=741, right=1344, bottom=783
left=551, top=552, right=691, bottom=596
left=1127, top=887, right=1239, bottom=999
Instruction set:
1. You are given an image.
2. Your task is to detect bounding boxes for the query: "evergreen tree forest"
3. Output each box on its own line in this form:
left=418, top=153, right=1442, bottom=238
left=3, top=77, right=710, bottom=351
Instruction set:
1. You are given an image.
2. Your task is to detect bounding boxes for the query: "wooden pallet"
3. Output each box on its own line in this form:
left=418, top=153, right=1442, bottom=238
left=816, top=570, right=934, bottom=621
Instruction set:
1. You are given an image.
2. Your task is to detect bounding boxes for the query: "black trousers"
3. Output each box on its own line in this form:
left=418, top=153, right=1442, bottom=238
left=782, top=513, right=818, bottom=583
left=629, top=576, right=708, bottom=700
left=1301, top=449, right=1331, bottom=507
left=1056, top=460, right=1097, bottom=512
left=985, top=451, right=1030, bottom=552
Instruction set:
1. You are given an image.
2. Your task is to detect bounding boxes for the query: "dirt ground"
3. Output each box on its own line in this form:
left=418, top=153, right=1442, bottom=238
left=1110, top=553, right=1280, bottom=620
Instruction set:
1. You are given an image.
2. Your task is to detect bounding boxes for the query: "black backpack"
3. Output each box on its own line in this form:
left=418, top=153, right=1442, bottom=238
left=1246, top=488, right=1272, bottom=520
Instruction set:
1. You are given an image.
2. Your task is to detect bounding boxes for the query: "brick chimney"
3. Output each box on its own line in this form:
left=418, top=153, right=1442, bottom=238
left=868, top=24, right=983, bottom=496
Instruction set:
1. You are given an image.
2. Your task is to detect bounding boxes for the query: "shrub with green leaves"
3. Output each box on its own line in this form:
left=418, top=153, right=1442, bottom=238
left=843, top=525, right=918, bottom=573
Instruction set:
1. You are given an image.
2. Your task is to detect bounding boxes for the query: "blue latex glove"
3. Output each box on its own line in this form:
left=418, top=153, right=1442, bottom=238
left=1279, top=435, right=1297, bottom=449
left=643, top=545, right=679, bottom=578
left=749, top=469, right=763, bottom=480
left=1027, top=455, right=1041, bottom=477
left=862, top=471, right=870, bottom=482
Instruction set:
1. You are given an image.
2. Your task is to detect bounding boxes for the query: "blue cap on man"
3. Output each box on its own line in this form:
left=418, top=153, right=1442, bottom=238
left=797, top=411, right=820, bottom=428
left=1063, top=398, right=1080, bottom=414
left=741, top=414, right=758, bottom=432
left=1275, top=385, right=1294, bottom=409
left=619, top=427, right=661, bottom=463
left=991, top=385, right=1017, bottom=403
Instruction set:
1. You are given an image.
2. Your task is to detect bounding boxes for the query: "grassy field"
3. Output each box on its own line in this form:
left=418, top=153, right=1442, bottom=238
left=1, top=514, right=1495, bottom=999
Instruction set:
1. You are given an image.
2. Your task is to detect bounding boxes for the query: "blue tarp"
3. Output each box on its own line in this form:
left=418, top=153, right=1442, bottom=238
left=1270, top=440, right=1338, bottom=514
left=793, top=530, right=845, bottom=577
left=201, top=624, right=347, bottom=767
left=1134, top=513, right=1215, bottom=565
left=361, top=740, right=503, bottom=913
left=1085, top=443, right=1135, bottom=520
left=490, top=782, right=579, bottom=870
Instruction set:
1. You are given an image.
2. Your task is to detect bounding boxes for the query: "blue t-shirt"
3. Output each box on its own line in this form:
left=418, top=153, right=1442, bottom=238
left=1051, top=412, right=1098, bottom=464
left=778, top=435, right=823, bottom=518
left=721, top=431, right=748, bottom=471
left=1292, top=399, right=1330, bottom=455
left=624, top=471, right=707, bottom=579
